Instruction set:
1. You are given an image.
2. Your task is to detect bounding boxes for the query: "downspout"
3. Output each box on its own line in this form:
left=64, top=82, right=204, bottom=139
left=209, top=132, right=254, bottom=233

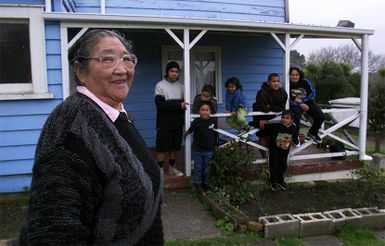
left=358, top=34, right=372, bottom=160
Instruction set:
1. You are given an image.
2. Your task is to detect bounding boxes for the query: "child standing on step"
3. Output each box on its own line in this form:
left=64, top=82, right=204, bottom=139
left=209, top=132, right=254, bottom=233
left=183, top=101, right=217, bottom=193
left=225, top=77, right=249, bottom=133
left=257, top=109, right=298, bottom=191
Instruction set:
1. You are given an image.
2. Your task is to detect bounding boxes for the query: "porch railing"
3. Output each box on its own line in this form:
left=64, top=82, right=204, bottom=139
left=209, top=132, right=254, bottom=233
left=190, top=107, right=361, bottom=164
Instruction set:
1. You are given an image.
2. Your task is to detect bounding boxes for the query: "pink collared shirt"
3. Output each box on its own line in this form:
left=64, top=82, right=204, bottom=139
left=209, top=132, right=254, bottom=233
left=76, top=86, right=127, bottom=123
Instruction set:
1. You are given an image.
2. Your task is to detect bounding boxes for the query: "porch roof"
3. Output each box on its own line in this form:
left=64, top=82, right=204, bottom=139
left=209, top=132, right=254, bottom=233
left=43, top=12, right=374, bottom=38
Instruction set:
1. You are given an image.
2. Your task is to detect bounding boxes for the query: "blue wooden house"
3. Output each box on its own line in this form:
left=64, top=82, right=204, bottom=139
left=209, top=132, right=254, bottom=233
left=0, top=0, right=374, bottom=192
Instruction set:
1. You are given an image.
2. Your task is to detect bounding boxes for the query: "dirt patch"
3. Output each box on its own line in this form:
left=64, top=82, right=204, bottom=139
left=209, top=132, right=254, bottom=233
left=0, top=193, right=28, bottom=240
left=239, top=182, right=385, bottom=219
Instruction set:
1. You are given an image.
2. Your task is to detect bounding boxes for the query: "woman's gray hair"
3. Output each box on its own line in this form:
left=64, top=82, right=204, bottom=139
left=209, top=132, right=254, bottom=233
left=68, top=29, right=133, bottom=85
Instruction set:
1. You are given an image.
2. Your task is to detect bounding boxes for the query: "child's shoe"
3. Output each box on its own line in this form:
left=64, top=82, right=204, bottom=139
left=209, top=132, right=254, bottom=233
left=277, top=181, right=288, bottom=191
left=170, top=166, right=184, bottom=177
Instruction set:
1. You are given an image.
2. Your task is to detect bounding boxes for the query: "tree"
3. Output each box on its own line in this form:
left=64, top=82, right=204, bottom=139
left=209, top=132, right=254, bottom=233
left=304, top=61, right=356, bottom=104
left=368, top=68, right=385, bottom=152
left=308, top=44, right=385, bottom=73
left=290, top=49, right=306, bottom=68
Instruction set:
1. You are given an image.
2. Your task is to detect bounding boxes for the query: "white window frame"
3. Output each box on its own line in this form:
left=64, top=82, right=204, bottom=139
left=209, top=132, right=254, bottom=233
left=0, top=5, right=53, bottom=100
left=161, top=45, right=222, bottom=103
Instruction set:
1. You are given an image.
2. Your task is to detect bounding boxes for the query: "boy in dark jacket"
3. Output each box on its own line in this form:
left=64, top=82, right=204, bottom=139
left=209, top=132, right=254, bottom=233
left=257, top=110, right=297, bottom=191
left=253, top=73, right=288, bottom=157
left=252, top=73, right=287, bottom=124
left=184, top=101, right=217, bottom=193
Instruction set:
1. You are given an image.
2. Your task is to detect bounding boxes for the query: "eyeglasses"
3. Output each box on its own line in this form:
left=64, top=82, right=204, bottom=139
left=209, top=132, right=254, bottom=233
left=79, top=53, right=138, bottom=69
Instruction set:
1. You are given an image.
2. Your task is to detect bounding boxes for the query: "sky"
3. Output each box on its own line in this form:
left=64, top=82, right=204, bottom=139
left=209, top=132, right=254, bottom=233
left=289, top=0, right=385, bottom=57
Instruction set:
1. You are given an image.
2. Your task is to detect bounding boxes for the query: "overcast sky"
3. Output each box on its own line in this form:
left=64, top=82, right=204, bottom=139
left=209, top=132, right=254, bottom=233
left=289, top=0, right=385, bottom=57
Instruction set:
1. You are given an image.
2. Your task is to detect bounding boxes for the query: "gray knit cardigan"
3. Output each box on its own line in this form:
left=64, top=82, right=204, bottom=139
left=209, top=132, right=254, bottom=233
left=22, top=93, right=163, bottom=245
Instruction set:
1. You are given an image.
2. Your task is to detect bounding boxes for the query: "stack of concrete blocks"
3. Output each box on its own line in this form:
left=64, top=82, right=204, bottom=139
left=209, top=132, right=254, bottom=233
left=293, top=212, right=332, bottom=237
left=352, top=207, right=385, bottom=230
left=323, top=208, right=362, bottom=232
left=259, top=214, right=299, bottom=239
left=371, top=153, right=385, bottom=170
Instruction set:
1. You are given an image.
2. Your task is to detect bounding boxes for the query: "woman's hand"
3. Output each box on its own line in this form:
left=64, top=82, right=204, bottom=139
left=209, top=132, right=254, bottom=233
left=295, top=98, right=302, bottom=104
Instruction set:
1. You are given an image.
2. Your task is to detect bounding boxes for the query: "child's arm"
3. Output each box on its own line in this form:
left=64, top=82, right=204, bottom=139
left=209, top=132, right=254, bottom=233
left=183, top=129, right=191, bottom=140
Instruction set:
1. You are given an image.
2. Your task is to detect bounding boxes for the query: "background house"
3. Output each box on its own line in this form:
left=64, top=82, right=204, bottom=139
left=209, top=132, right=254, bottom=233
left=0, top=0, right=373, bottom=192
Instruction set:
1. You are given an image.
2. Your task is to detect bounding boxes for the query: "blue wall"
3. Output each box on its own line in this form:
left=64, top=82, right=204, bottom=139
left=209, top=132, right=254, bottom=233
left=72, top=0, right=286, bottom=23
left=0, top=21, right=62, bottom=193
left=123, top=30, right=284, bottom=148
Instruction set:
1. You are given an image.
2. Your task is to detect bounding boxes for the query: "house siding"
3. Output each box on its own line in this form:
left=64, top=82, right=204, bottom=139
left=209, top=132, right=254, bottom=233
left=0, top=21, right=62, bottom=192
left=123, top=31, right=283, bottom=148
left=72, top=0, right=286, bottom=23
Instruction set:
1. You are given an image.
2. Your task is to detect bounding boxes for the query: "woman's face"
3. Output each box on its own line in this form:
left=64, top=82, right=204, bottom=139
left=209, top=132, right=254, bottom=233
left=290, top=69, right=300, bottom=83
left=227, top=83, right=236, bottom=94
left=77, top=36, right=135, bottom=109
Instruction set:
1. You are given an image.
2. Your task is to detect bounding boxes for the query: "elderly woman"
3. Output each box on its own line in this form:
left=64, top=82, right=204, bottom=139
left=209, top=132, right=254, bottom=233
left=21, top=30, right=164, bottom=245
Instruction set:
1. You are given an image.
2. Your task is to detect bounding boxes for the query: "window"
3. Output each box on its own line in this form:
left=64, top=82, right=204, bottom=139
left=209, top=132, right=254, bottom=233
left=0, top=6, right=52, bottom=100
left=161, top=46, right=222, bottom=103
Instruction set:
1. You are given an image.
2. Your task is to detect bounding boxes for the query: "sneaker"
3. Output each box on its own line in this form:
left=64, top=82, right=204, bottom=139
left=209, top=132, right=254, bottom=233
left=308, top=132, right=322, bottom=144
left=170, top=166, right=184, bottom=177
left=293, top=137, right=300, bottom=147
left=270, top=182, right=279, bottom=192
left=277, top=181, right=288, bottom=191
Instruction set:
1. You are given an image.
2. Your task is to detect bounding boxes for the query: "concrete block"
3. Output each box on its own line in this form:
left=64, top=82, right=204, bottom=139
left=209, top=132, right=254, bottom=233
left=353, top=207, right=385, bottom=230
left=323, top=208, right=362, bottom=232
left=259, top=214, right=299, bottom=239
left=371, top=153, right=385, bottom=170
left=293, top=212, right=332, bottom=237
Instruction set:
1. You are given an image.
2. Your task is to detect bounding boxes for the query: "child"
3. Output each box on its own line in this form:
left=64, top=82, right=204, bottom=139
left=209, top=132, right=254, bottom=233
left=225, top=77, right=248, bottom=132
left=257, top=110, right=298, bottom=191
left=183, top=101, right=217, bottom=193
left=192, top=84, right=218, bottom=114
left=252, top=73, right=288, bottom=157
left=289, top=67, right=324, bottom=144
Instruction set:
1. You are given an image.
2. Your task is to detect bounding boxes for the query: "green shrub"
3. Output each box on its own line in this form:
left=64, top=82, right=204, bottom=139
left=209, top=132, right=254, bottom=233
left=210, top=143, right=258, bottom=205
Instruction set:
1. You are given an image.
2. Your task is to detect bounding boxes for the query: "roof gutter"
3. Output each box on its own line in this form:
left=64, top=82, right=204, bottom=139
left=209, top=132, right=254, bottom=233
left=43, top=12, right=374, bottom=38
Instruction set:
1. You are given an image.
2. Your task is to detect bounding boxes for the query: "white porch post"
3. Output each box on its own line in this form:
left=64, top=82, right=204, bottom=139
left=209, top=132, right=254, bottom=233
left=358, top=34, right=372, bottom=160
left=184, top=29, right=192, bottom=176
left=284, top=33, right=290, bottom=109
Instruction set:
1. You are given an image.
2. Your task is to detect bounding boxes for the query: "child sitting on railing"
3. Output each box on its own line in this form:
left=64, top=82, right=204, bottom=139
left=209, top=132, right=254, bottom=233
left=225, top=77, right=249, bottom=133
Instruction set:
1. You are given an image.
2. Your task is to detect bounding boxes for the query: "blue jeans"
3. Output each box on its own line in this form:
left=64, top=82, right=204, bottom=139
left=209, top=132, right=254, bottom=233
left=193, top=150, right=213, bottom=185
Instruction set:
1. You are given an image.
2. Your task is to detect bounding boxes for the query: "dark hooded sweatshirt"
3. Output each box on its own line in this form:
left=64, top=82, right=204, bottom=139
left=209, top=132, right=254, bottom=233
left=252, top=82, right=288, bottom=124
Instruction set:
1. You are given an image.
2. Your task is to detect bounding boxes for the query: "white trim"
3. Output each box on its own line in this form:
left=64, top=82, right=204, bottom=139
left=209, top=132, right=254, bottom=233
left=189, top=29, right=207, bottom=50
left=68, top=27, right=89, bottom=48
left=0, top=5, right=48, bottom=99
left=60, top=24, right=70, bottom=99
left=0, top=92, right=53, bottom=100
left=165, top=28, right=184, bottom=49
left=352, top=38, right=362, bottom=51
left=43, top=12, right=374, bottom=38
left=45, top=0, right=51, bottom=12
left=100, top=0, right=105, bottom=14
left=286, top=169, right=358, bottom=183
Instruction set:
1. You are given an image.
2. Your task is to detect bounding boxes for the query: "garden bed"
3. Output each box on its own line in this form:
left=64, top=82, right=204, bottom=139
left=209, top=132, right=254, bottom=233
left=238, top=180, right=385, bottom=220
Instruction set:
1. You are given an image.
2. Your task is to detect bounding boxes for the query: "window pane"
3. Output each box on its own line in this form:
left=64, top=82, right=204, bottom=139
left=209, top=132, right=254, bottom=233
left=193, top=51, right=216, bottom=97
left=0, top=22, right=32, bottom=84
